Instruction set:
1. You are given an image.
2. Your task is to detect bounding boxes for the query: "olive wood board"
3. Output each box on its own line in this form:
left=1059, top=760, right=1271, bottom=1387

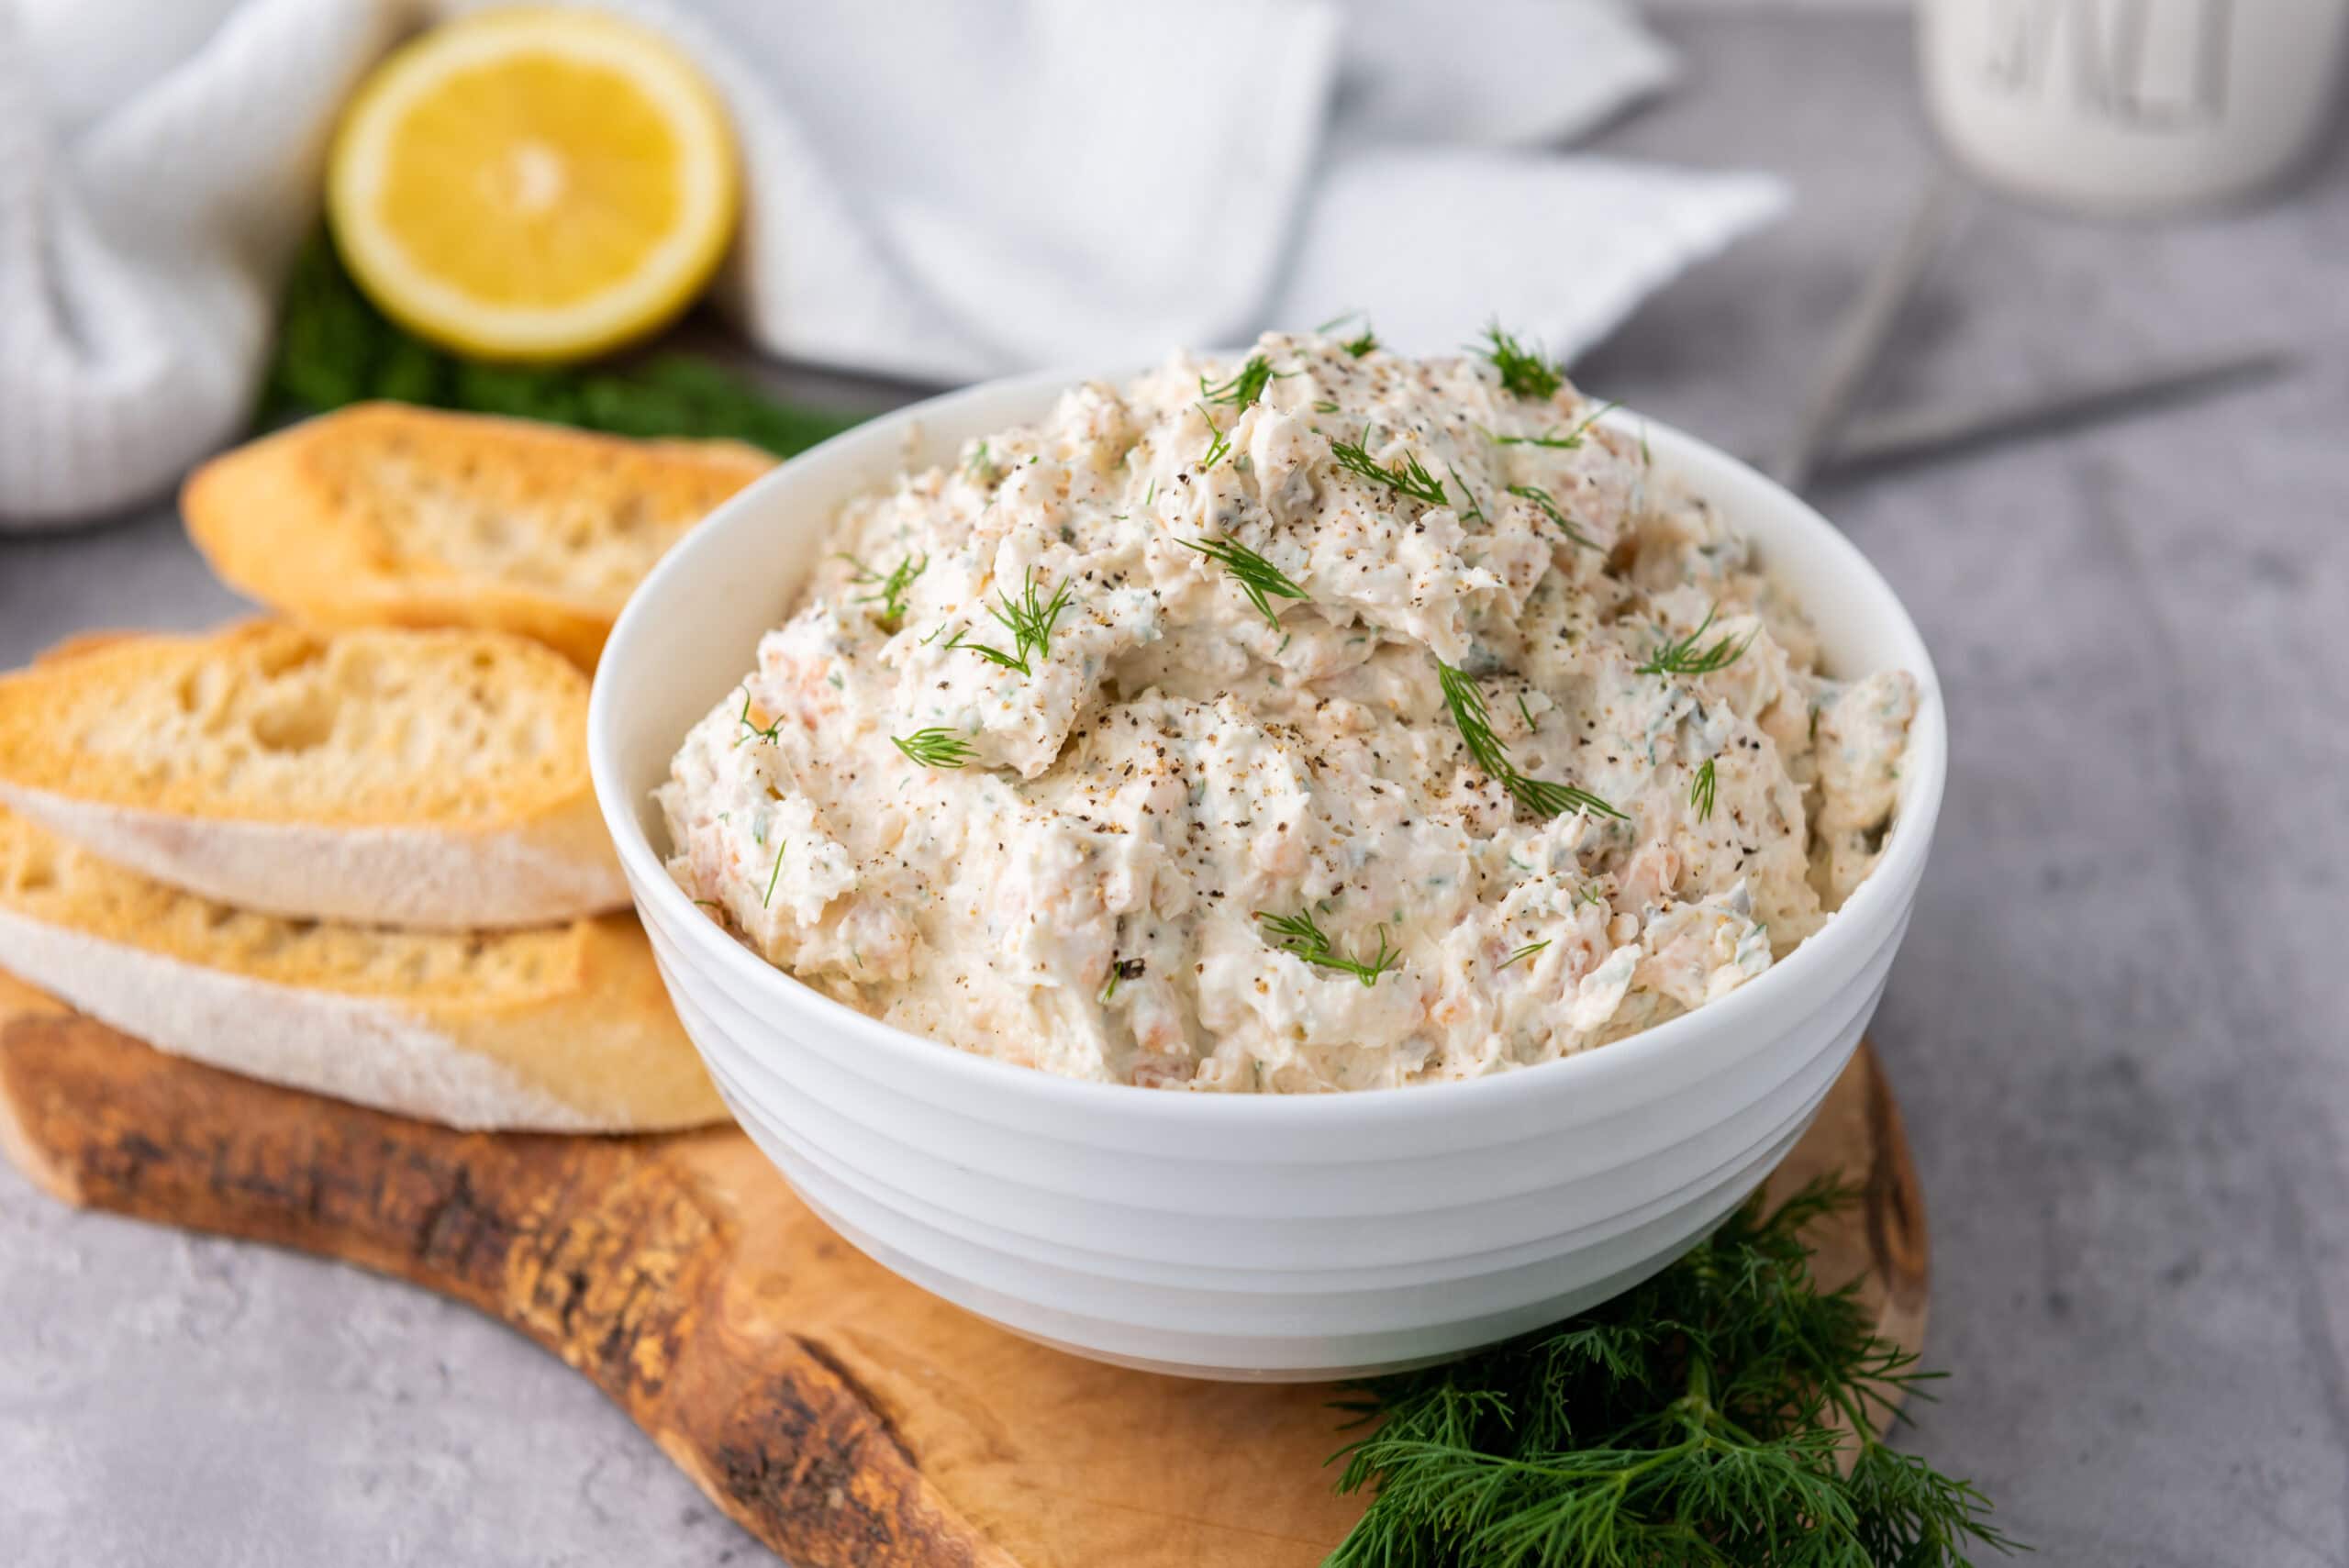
left=0, top=973, right=1928, bottom=1568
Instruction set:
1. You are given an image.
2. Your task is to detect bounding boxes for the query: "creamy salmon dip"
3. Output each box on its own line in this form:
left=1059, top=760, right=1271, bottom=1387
left=660, top=332, right=1917, bottom=1092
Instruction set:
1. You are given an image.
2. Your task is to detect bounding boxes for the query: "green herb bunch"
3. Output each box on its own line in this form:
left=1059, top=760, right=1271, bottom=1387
left=266, top=230, right=860, bottom=456
left=1326, top=1179, right=2013, bottom=1568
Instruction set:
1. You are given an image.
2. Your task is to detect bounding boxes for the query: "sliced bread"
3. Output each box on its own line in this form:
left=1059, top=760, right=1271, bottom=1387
left=183, top=404, right=774, bottom=666
left=0, top=622, right=625, bottom=929
left=0, top=807, right=726, bottom=1131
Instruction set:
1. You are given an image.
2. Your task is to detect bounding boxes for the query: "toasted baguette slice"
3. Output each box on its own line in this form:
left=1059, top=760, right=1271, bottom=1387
left=0, top=808, right=725, bottom=1131
left=0, top=622, right=625, bottom=929
left=183, top=404, right=774, bottom=666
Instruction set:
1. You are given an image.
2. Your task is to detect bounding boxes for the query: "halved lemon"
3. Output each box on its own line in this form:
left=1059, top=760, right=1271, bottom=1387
left=327, top=7, right=739, bottom=362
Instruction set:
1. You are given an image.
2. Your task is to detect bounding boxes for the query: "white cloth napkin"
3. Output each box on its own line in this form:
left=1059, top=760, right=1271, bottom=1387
left=0, top=0, right=1784, bottom=527
left=0, top=0, right=404, bottom=528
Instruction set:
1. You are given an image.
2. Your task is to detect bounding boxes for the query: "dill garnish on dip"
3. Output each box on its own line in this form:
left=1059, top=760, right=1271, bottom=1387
left=659, top=329, right=1918, bottom=1092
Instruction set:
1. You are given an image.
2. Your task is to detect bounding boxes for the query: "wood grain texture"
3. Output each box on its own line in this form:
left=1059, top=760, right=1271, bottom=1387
left=0, top=971, right=1926, bottom=1568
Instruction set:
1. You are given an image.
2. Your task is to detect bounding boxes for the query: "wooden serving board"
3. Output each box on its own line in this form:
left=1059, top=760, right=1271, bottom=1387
left=0, top=973, right=1927, bottom=1568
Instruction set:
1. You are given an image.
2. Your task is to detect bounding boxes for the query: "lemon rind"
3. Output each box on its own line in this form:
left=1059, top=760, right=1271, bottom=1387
left=327, top=7, right=739, bottom=363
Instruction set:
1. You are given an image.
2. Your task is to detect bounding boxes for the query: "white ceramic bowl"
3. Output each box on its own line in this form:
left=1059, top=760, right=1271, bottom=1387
left=588, top=367, right=1947, bottom=1381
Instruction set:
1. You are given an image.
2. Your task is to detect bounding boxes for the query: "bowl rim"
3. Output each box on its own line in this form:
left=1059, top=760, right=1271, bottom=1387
left=589, top=363, right=1947, bottom=1123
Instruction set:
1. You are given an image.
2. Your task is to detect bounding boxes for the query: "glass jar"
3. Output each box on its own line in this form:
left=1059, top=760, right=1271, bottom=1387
left=1920, top=0, right=2349, bottom=216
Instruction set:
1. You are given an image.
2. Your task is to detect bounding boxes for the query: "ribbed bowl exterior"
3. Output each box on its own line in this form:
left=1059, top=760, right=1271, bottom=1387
left=592, top=367, right=1947, bottom=1381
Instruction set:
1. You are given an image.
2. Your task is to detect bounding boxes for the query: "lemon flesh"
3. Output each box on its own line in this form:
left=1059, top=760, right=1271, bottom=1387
left=328, top=7, right=739, bottom=362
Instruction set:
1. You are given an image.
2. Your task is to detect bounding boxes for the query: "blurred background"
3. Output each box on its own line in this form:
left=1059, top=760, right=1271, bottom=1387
left=3, top=2, right=2345, bottom=1565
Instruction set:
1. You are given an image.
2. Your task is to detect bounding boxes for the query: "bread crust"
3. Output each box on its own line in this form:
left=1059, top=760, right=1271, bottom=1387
left=0, top=622, right=628, bottom=927
left=0, top=808, right=725, bottom=1131
left=183, top=404, right=773, bottom=666
left=0, top=910, right=595, bottom=1129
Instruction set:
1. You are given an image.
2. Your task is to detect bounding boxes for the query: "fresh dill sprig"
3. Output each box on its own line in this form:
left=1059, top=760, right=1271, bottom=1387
left=1436, top=662, right=1514, bottom=778
left=1636, top=605, right=1756, bottom=678
left=1437, top=661, right=1626, bottom=821
left=263, top=229, right=860, bottom=456
left=951, top=567, right=1076, bottom=677
left=1185, top=536, right=1309, bottom=628
left=1330, top=428, right=1450, bottom=507
left=1341, top=327, right=1379, bottom=358
left=1693, top=756, right=1719, bottom=820
left=948, top=630, right=1029, bottom=674
left=1498, top=940, right=1550, bottom=970
left=1506, top=484, right=1600, bottom=551
left=840, top=551, right=927, bottom=631
left=1486, top=398, right=1620, bottom=450
left=734, top=691, right=782, bottom=747
left=1199, top=353, right=1288, bottom=407
left=1254, top=908, right=1400, bottom=986
left=1005, top=569, right=1078, bottom=657
left=762, top=840, right=788, bottom=906
left=1326, top=1177, right=2016, bottom=1568
left=1099, top=955, right=1146, bottom=1005
left=1508, top=773, right=1631, bottom=821
left=892, top=728, right=974, bottom=768
left=1199, top=406, right=1235, bottom=470
left=1571, top=396, right=1620, bottom=442
left=1476, top=321, right=1564, bottom=401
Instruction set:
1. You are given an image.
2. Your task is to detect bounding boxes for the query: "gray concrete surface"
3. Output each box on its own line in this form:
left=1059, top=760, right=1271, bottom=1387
left=5, top=10, right=2346, bottom=1565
